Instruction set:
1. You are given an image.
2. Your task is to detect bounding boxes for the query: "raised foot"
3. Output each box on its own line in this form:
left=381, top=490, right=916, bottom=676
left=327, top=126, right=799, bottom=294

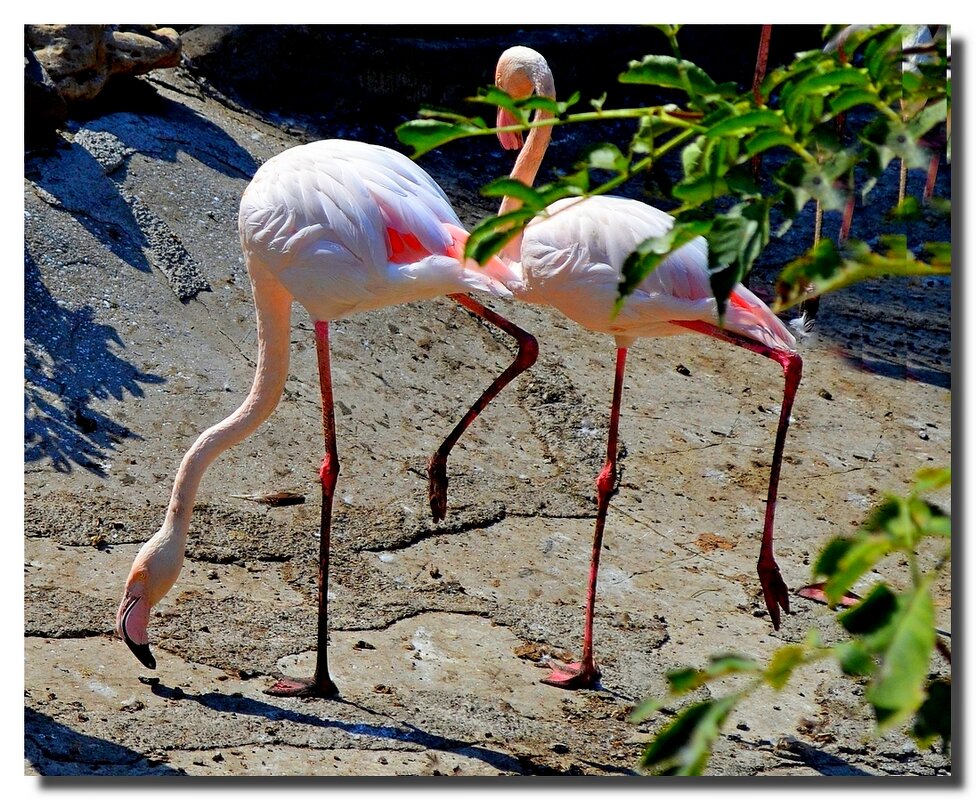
left=758, top=560, right=790, bottom=630
left=263, top=676, right=339, bottom=698
left=428, top=456, right=448, bottom=523
left=796, top=582, right=862, bottom=609
left=540, top=660, right=601, bottom=690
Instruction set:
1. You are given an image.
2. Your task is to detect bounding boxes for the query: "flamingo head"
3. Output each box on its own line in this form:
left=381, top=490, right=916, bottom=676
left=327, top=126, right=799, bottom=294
left=494, top=46, right=555, bottom=151
left=116, top=528, right=184, bottom=671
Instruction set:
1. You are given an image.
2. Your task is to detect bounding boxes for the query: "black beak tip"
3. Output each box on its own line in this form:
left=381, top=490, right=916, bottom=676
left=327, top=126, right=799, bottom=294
left=127, top=640, right=157, bottom=671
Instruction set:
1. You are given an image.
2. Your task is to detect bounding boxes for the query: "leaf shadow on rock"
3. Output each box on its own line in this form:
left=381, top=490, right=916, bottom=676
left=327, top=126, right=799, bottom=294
left=24, top=251, right=162, bottom=474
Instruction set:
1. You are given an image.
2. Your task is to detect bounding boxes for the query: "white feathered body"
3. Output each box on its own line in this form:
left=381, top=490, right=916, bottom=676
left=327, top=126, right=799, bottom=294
left=238, top=139, right=514, bottom=321
left=512, top=195, right=797, bottom=352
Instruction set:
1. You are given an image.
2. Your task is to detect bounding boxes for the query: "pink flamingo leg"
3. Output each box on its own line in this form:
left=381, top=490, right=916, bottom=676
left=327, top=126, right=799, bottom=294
left=673, top=320, right=802, bottom=629
left=427, top=293, right=539, bottom=522
left=542, top=347, right=628, bottom=689
left=266, top=320, right=340, bottom=698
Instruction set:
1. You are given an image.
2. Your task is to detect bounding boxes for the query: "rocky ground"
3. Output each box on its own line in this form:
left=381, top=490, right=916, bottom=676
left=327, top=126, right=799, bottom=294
left=24, top=28, right=951, bottom=778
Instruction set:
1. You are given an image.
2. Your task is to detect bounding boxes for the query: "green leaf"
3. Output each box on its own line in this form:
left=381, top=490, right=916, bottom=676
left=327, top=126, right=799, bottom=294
left=765, top=644, right=806, bottom=689
left=823, top=534, right=892, bottom=606
left=665, top=667, right=700, bottom=694
left=784, top=68, right=872, bottom=121
left=638, top=695, right=740, bottom=776
left=703, top=200, right=773, bottom=314
left=582, top=143, right=629, bottom=173
left=867, top=581, right=937, bottom=730
left=835, top=640, right=876, bottom=676
left=913, top=467, right=951, bottom=494
left=813, top=536, right=855, bottom=578
left=838, top=583, right=898, bottom=636
left=829, top=87, right=882, bottom=115
left=628, top=695, right=665, bottom=724
left=665, top=654, right=760, bottom=693
left=464, top=209, right=534, bottom=265
left=744, top=130, right=795, bottom=158
left=479, top=177, right=547, bottom=209
left=774, top=237, right=951, bottom=313
left=907, top=99, right=948, bottom=142
left=912, top=679, right=951, bottom=750
left=618, top=220, right=712, bottom=303
left=681, top=137, right=704, bottom=177
left=673, top=172, right=730, bottom=205
left=620, top=55, right=736, bottom=98
left=705, top=109, right=783, bottom=138
left=396, top=118, right=487, bottom=157
left=861, top=497, right=907, bottom=536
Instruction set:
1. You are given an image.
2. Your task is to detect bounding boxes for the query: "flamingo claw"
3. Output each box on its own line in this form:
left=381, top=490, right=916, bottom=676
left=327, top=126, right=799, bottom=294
left=758, top=560, right=790, bottom=630
left=263, top=675, right=339, bottom=698
left=540, top=659, right=601, bottom=690
left=797, top=582, right=861, bottom=608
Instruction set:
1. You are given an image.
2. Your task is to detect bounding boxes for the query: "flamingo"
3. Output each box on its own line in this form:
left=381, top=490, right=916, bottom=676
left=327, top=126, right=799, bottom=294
left=491, top=46, right=803, bottom=689
left=116, top=138, right=538, bottom=697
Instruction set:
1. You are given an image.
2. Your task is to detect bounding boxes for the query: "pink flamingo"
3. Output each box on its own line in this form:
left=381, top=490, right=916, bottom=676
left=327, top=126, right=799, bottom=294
left=492, top=47, right=803, bottom=689
left=116, top=139, right=538, bottom=697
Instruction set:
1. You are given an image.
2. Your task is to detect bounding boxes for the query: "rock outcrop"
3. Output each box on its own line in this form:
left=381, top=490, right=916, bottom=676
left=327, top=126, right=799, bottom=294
left=26, top=25, right=181, bottom=103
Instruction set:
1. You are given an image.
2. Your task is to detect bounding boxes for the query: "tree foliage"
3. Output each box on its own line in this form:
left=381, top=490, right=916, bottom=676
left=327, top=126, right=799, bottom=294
left=398, top=24, right=952, bottom=775
left=397, top=24, right=950, bottom=316
left=629, top=467, right=950, bottom=775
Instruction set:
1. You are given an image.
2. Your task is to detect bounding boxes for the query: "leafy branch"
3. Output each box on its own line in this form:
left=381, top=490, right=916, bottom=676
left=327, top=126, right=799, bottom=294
left=629, top=467, right=951, bottom=775
left=397, top=24, right=950, bottom=315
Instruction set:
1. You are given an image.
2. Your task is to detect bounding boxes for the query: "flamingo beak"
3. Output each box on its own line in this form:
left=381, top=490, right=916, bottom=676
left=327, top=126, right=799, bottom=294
left=117, top=594, right=157, bottom=670
left=496, top=107, right=524, bottom=150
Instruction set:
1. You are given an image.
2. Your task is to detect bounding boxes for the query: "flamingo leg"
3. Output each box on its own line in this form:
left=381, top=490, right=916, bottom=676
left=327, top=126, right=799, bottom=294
left=427, top=293, right=539, bottom=522
left=672, top=320, right=803, bottom=629
left=749, top=25, right=773, bottom=184
left=265, top=320, right=340, bottom=698
left=542, top=346, right=628, bottom=690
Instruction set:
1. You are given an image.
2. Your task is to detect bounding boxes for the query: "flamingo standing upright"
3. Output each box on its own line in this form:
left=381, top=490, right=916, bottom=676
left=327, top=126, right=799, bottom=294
left=491, top=47, right=803, bottom=689
left=116, top=139, right=538, bottom=698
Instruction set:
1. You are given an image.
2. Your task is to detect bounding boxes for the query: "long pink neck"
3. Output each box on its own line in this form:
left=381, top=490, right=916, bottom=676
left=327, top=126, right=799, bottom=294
left=498, top=110, right=553, bottom=263
left=498, top=110, right=554, bottom=218
left=163, top=271, right=293, bottom=534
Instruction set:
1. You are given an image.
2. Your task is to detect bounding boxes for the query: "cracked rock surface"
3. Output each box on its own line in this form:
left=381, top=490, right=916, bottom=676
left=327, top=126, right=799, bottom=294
left=24, top=39, right=950, bottom=777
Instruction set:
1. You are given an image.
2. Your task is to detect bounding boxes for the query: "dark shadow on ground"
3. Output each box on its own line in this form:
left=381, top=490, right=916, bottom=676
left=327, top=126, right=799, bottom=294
left=149, top=681, right=635, bottom=776
left=24, top=250, right=162, bottom=474
left=25, top=706, right=185, bottom=776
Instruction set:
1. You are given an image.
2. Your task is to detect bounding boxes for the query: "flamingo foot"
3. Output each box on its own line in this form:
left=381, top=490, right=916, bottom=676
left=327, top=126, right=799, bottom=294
left=540, top=659, right=601, bottom=690
left=758, top=560, right=790, bottom=630
left=428, top=455, right=448, bottom=523
left=263, top=675, right=339, bottom=698
left=797, top=582, right=861, bottom=608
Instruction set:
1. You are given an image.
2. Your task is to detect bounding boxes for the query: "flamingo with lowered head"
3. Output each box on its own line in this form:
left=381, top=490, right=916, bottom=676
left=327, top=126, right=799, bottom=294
left=491, top=46, right=803, bottom=689
left=116, top=138, right=537, bottom=697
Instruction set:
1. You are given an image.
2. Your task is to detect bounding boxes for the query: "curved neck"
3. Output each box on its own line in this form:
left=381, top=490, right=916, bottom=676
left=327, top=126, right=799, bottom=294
left=163, top=272, right=293, bottom=534
left=498, top=57, right=556, bottom=263
left=499, top=109, right=553, bottom=263
left=498, top=109, right=554, bottom=218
